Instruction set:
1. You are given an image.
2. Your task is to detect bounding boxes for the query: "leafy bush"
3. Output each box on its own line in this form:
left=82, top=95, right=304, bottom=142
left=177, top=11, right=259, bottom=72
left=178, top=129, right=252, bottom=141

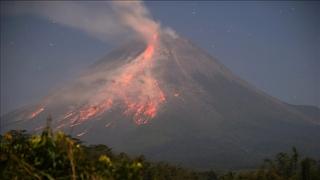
left=1, top=117, right=319, bottom=180
left=0, top=117, right=145, bottom=179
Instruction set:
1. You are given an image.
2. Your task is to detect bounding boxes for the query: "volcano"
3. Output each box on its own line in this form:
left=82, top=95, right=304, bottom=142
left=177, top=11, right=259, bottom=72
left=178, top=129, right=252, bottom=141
left=2, top=30, right=320, bottom=169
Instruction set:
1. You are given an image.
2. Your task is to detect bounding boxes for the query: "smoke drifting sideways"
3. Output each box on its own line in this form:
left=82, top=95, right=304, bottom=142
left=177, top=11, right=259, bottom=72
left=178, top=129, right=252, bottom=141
left=3, top=1, right=178, bottom=131
left=3, top=1, right=160, bottom=43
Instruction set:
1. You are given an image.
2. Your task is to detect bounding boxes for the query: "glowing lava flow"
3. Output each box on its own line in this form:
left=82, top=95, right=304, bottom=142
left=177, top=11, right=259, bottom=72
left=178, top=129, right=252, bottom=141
left=29, top=107, right=44, bottom=119
left=71, top=33, right=165, bottom=125
left=30, top=32, right=166, bottom=128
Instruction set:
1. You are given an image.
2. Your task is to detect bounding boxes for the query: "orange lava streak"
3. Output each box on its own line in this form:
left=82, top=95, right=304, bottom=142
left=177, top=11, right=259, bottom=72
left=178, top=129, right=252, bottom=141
left=143, top=33, right=157, bottom=60
left=79, top=106, right=99, bottom=121
left=144, top=43, right=155, bottom=59
left=78, top=98, right=113, bottom=121
left=29, top=107, right=44, bottom=119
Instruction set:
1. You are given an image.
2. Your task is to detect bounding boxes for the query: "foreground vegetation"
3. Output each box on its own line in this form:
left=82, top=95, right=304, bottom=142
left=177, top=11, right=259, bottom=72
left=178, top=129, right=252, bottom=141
left=1, top=118, right=320, bottom=179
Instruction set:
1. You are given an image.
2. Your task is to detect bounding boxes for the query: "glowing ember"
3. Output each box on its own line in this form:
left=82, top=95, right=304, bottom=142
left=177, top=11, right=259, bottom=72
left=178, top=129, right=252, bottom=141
left=29, top=107, right=45, bottom=119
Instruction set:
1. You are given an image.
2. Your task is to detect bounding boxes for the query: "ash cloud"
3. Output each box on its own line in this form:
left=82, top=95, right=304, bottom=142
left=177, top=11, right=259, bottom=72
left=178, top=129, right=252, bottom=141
left=3, top=1, right=160, bottom=43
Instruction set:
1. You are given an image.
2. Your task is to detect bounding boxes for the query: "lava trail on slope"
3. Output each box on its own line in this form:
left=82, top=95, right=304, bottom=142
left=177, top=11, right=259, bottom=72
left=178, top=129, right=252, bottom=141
left=29, top=32, right=166, bottom=130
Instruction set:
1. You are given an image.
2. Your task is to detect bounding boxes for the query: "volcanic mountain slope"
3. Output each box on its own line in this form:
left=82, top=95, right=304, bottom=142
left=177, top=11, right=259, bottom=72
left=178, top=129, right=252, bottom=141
left=2, top=31, right=320, bottom=169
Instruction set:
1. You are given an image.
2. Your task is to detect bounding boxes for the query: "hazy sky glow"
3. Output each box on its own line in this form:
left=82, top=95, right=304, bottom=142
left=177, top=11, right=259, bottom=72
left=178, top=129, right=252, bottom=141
left=1, top=1, right=319, bottom=115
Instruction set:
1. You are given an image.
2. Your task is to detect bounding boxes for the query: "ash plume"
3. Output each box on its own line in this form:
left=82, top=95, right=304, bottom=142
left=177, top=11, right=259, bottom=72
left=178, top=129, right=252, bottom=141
left=2, top=1, right=160, bottom=43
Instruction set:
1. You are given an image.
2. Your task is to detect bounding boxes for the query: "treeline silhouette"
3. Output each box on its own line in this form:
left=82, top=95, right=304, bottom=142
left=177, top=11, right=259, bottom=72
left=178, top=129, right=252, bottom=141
left=1, top=117, right=319, bottom=180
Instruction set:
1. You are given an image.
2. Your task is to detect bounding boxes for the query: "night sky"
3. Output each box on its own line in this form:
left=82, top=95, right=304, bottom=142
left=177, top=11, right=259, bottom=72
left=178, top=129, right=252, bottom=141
left=1, top=1, right=319, bottom=115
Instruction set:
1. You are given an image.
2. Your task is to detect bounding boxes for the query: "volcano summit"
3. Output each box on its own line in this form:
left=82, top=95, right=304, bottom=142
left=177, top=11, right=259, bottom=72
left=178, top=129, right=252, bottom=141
left=2, top=30, right=320, bottom=169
